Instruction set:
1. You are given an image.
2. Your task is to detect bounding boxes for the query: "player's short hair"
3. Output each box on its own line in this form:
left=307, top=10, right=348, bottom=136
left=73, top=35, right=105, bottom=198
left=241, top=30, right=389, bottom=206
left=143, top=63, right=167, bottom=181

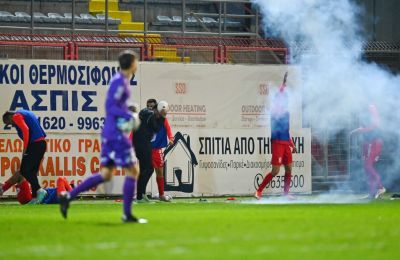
left=118, top=50, right=137, bottom=70
left=147, top=99, right=157, bottom=105
left=2, top=111, right=14, bottom=124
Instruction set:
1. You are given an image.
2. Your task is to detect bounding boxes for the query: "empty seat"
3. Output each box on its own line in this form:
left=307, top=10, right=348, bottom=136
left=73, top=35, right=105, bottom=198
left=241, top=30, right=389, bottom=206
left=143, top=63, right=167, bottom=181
left=48, top=12, right=71, bottom=23
left=96, top=14, right=121, bottom=25
left=15, top=12, right=31, bottom=22
left=156, top=15, right=172, bottom=25
left=0, top=11, right=26, bottom=22
left=185, top=16, right=199, bottom=27
left=33, top=12, right=54, bottom=23
left=217, top=18, right=241, bottom=28
left=64, top=13, right=86, bottom=24
left=80, top=13, right=103, bottom=25
left=202, top=17, right=217, bottom=24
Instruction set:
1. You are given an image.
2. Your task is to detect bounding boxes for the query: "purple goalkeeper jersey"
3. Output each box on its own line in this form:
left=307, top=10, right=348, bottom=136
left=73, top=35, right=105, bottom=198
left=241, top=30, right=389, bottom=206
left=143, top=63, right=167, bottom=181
left=102, top=72, right=133, bottom=141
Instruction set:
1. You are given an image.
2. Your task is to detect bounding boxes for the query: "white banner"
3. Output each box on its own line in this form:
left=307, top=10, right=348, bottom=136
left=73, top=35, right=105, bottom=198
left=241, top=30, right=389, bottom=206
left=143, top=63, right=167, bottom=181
left=0, top=60, right=310, bottom=196
left=149, top=128, right=311, bottom=196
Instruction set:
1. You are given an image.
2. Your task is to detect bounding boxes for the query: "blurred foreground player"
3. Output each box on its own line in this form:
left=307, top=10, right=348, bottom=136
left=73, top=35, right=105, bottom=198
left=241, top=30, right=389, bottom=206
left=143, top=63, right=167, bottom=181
left=2, top=110, right=47, bottom=204
left=351, top=104, right=386, bottom=199
left=59, top=50, right=146, bottom=223
left=0, top=173, right=73, bottom=204
left=255, top=72, right=297, bottom=200
left=151, top=101, right=174, bottom=202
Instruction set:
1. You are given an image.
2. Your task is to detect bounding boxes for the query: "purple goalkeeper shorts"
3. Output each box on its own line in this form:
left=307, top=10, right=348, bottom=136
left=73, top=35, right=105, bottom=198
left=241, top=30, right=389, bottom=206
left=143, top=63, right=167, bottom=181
left=100, top=136, right=136, bottom=168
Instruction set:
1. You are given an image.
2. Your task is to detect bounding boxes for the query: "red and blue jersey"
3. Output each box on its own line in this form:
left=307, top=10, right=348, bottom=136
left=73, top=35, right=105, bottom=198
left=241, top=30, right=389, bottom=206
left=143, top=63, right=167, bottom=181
left=271, top=111, right=290, bottom=142
left=151, top=118, right=174, bottom=149
left=13, top=109, right=46, bottom=150
left=270, top=88, right=291, bottom=144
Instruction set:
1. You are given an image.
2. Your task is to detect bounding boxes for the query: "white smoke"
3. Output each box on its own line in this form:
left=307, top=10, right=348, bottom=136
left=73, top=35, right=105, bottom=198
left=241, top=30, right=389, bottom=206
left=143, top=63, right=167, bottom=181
left=254, top=0, right=400, bottom=194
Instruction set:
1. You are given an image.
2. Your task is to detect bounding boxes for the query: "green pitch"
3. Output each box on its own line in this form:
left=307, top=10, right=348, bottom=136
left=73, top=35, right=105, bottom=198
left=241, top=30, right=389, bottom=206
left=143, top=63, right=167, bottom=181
left=1, top=198, right=399, bottom=259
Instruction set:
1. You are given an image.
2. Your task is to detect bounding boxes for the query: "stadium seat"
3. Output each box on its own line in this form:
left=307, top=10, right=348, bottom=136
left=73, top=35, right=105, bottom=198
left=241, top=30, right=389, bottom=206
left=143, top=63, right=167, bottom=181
left=33, top=12, right=56, bottom=23
left=80, top=13, right=103, bottom=25
left=156, top=15, right=172, bottom=25
left=96, top=14, right=121, bottom=25
left=64, top=13, right=87, bottom=24
left=172, top=16, right=182, bottom=25
left=15, top=12, right=31, bottom=22
left=48, top=13, right=71, bottom=23
left=217, top=18, right=241, bottom=28
left=185, top=16, right=199, bottom=27
left=202, top=17, right=217, bottom=27
left=0, top=11, right=26, bottom=22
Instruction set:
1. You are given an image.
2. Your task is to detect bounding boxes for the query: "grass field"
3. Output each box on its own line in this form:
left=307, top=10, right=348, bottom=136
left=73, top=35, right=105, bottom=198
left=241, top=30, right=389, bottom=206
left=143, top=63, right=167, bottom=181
left=1, top=197, right=400, bottom=259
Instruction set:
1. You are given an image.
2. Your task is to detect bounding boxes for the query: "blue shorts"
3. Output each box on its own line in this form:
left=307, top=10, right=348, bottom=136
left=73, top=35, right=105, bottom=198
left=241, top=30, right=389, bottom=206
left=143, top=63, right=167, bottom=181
left=42, top=188, right=58, bottom=204
left=100, top=136, right=136, bottom=168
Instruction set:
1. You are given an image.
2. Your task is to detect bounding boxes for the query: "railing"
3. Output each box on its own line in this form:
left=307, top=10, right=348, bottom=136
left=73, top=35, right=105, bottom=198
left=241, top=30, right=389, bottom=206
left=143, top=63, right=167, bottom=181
left=0, top=33, right=288, bottom=64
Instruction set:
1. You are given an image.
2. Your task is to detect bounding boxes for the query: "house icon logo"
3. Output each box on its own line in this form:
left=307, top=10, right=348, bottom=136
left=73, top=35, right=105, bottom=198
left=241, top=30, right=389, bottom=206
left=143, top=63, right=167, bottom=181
left=163, top=132, right=198, bottom=193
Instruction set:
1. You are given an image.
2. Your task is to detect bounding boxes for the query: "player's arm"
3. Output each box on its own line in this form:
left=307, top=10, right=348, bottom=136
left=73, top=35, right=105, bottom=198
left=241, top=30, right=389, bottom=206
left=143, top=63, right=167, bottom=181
left=164, top=118, right=174, bottom=145
left=351, top=109, right=380, bottom=135
left=12, top=113, right=29, bottom=152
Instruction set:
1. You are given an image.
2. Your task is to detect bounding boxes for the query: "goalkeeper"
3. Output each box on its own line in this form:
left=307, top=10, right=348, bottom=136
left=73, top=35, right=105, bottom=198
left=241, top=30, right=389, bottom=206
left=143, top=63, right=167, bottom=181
left=59, top=50, right=146, bottom=223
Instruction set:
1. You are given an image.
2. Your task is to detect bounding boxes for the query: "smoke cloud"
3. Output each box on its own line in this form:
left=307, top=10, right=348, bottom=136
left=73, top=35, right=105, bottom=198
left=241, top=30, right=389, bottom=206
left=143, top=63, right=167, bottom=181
left=253, top=0, right=400, bottom=194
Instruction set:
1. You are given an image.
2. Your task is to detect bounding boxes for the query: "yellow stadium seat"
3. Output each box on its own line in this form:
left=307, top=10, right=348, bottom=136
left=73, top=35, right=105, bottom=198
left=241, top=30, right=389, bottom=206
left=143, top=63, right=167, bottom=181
left=89, top=0, right=119, bottom=13
left=118, top=22, right=145, bottom=31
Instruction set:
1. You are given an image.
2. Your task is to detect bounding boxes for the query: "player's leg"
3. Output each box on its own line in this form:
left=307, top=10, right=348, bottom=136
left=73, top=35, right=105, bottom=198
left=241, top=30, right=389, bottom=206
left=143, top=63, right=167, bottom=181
left=69, top=167, right=113, bottom=199
left=59, top=141, right=114, bottom=219
left=0, top=171, right=24, bottom=195
left=56, top=177, right=72, bottom=196
left=120, top=140, right=147, bottom=223
left=283, top=144, right=295, bottom=199
left=363, top=141, right=382, bottom=197
left=152, top=148, right=169, bottom=201
left=21, top=141, right=47, bottom=203
left=122, top=164, right=147, bottom=223
left=255, top=142, right=282, bottom=199
left=369, top=140, right=385, bottom=198
left=59, top=166, right=113, bottom=219
left=136, top=144, right=154, bottom=202
left=16, top=180, right=33, bottom=205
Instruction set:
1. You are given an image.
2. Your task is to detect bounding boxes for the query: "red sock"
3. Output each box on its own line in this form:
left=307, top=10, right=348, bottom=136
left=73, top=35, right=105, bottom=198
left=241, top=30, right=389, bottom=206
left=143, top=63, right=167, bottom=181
left=156, top=176, right=165, bottom=197
left=284, top=172, right=292, bottom=195
left=2, top=181, right=12, bottom=193
left=257, top=173, right=273, bottom=192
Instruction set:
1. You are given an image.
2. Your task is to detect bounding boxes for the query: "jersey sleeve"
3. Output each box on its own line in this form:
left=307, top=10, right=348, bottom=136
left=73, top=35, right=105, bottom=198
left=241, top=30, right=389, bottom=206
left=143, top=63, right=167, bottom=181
left=106, top=82, right=132, bottom=120
left=164, top=118, right=174, bottom=141
left=12, top=113, right=29, bottom=150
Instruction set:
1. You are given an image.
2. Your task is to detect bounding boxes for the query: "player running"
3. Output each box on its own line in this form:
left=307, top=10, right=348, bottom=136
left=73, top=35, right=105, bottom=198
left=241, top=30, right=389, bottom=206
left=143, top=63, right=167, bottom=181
left=151, top=101, right=174, bottom=202
left=350, top=104, right=386, bottom=199
left=255, top=72, right=297, bottom=200
left=2, top=110, right=47, bottom=204
left=0, top=172, right=73, bottom=205
left=58, top=50, right=146, bottom=223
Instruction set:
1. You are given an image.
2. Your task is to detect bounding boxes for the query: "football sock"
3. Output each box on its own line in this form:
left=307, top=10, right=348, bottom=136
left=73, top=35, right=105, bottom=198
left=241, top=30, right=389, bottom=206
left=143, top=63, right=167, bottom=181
left=284, top=172, right=292, bottom=195
left=257, top=173, right=273, bottom=193
left=123, top=176, right=136, bottom=217
left=156, top=176, right=165, bottom=197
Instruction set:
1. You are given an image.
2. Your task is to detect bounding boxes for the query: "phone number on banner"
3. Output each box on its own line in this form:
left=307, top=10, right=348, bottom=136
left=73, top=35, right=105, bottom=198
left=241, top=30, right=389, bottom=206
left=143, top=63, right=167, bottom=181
left=3, top=116, right=105, bottom=131
left=40, top=116, right=105, bottom=131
